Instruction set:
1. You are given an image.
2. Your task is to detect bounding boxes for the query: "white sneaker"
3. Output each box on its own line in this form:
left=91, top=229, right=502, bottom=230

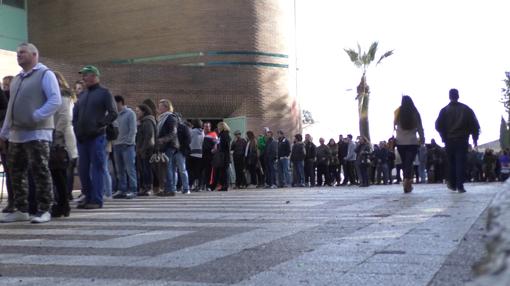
left=1, top=211, right=30, bottom=223
left=31, top=211, right=51, bottom=223
left=182, top=190, right=191, bottom=194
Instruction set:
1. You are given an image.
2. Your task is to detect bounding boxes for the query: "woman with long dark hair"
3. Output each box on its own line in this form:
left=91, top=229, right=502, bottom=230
left=394, top=95, right=425, bottom=193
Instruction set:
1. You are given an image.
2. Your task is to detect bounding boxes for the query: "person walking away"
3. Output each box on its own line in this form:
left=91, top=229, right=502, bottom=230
left=435, top=88, right=480, bottom=193
left=0, top=43, right=62, bottom=223
left=394, top=95, right=425, bottom=193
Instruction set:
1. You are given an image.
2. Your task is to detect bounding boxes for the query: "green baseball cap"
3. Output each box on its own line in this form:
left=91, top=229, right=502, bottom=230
left=79, top=65, right=100, bottom=76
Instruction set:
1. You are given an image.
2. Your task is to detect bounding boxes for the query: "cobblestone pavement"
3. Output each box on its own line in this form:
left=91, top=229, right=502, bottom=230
left=0, top=183, right=500, bottom=286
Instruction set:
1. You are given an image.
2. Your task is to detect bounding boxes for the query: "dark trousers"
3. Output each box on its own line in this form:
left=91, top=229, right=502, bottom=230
left=265, top=159, right=277, bottom=186
left=359, top=163, right=369, bottom=186
left=0, top=150, right=13, bottom=207
left=345, top=160, right=357, bottom=184
left=397, top=145, right=419, bottom=180
left=51, top=167, right=69, bottom=212
left=316, top=164, right=329, bottom=186
left=445, top=139, right=468, bottom=190
left=188, top=156, right=204, bottom=190
left=233, top=156, right=247, bottom=187
left=246, top=164, right=256, bottom=185
left=304, top=159, right=315, bottom=186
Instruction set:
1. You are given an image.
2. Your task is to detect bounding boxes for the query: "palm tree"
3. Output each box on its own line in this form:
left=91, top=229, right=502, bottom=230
left=345, top=42, right=393, bottom=141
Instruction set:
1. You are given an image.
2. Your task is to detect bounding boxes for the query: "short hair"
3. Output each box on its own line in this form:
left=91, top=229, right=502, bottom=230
left=277, top=130, right=284, bottom=135
left=191, top=119, right=203, bottom=128
left=347, top=134, right=353, bottom=139
left=158, top=99, right=174, bottom=112
left=449, top=88, right=459, bottom=101
left=114, top=95, right=125, bottom=104
left=3, top=75, right=13, bottom=82
left=294, top=134, right=303, bottom=141
left=17, top=42, right=39, bottom=56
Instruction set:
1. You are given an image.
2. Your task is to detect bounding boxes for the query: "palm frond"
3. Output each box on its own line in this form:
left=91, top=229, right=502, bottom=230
left=376, top=50, right=394, bottom=65
left=367, top=42, right=378, bottom=63
left=344, top=49, right=362, bottom=68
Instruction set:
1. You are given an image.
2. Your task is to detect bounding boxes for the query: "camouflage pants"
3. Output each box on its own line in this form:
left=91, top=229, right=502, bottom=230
left=8, top=140, right=53, bottom=212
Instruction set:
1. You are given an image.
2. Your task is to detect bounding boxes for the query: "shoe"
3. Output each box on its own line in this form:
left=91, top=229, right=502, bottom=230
left=73, top=194, right=86, bottom=204
left=458, top=188, right=466, bottom=193
left=125, top=192, right=137, bottom=199
left=138, top=190, right=150, bottom=196
left=76, top=203, right=102, bottom=209
left=51, top=205, right=70, bottom=218
left=112, top=191, right=127, bottom=199
left=403, top=179, right=413, bottom=193
left=156, top=191, right=176, bottom=197
left=1, top=211, right=30, bottom=223
left=2, top=204, right=15, bottom=213
left=182, top=190, right=191, bottom=194
left=270, top=185, right=278, bottom=189
left=31, top=211, right=51, bottom=223
left=447, top=184, right=457, bottom=192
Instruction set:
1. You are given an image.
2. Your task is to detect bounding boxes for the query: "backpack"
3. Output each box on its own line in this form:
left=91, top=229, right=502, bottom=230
left=172, top=114, right=191, bottom=151
left=105, top=123, right=119, bottom=141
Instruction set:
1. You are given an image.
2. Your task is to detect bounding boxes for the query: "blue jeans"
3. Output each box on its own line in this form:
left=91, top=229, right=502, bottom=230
left=164, top=148, right=177, bottom=193
left=113, top=144, right=138, bottom=193
left=173, top=150, right=189, bottom=192
left=278, top=157, right=291, bottom=187
left=293, top=160, right=304, bottom=186
left=77, top=134, right=107, bottom=205
left=445, top=139, right=468, bottom=190
left=104, top=154, right=112, bottom=197
left=265, top=158, right=277, bottom=186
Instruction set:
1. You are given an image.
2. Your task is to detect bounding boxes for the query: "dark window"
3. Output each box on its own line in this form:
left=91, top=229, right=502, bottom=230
left=2, top=0, right=25, bottom=9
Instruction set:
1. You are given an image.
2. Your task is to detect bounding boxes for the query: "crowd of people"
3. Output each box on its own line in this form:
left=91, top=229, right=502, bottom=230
left=0, top=42, right=500, bottom=225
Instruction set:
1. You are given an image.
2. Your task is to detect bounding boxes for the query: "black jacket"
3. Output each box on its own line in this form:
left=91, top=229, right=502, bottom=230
left=278, top=137, right=291, bottom=158
left=231, top=137, right=247, bottom=158
left=72, top=83, right=118, bottom=143
left=304, top=141, right=317, bottom=161
left=435, top=101, right=480, bottom=143
left=157, top=112, right=179, bottom=151
left=264, top=137, right=278, bottom=162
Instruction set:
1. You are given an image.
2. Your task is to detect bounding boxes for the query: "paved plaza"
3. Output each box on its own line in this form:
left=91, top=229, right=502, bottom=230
left=0, top=183, right=500, bottom=286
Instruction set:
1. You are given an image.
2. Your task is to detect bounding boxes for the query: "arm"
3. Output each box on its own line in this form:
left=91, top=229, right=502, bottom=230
left=127, top=110, right=137, bottom=143
left=33, top=71, right=61, bottom=122
left=100, top=90, right=118, bottom=126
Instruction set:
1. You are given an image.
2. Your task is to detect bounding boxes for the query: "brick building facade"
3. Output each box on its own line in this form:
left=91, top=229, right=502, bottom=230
left=28, top=0, right=300, bottom=135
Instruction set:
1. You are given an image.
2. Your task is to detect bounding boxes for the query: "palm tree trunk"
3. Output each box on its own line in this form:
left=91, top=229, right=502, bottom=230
left=357, top=74, right=371, bottom=141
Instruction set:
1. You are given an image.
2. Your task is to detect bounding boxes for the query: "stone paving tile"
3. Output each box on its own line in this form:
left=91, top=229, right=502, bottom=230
left=0, top=183, right=500, bottom=285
